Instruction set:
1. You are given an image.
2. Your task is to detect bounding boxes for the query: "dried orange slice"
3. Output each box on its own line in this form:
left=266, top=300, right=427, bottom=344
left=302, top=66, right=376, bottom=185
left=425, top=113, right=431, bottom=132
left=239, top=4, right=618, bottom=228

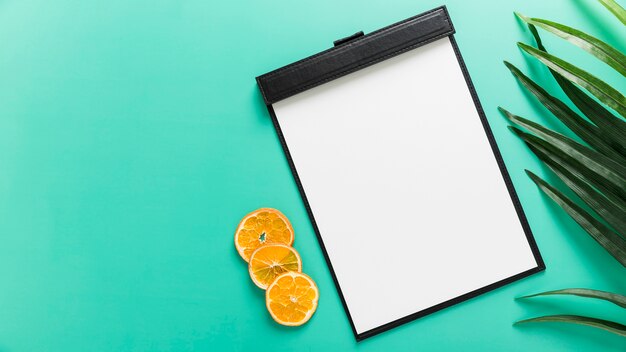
left=266, top=272, right=319, bottom=326
left=248, top=244, right=302, bottom=289
left=234, top=208, right=294, bottom=262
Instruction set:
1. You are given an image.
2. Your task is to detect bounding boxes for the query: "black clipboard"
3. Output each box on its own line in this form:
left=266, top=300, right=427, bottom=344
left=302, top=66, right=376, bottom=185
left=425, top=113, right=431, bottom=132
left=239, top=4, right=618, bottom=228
left=256, top=6, right=544, bottom=341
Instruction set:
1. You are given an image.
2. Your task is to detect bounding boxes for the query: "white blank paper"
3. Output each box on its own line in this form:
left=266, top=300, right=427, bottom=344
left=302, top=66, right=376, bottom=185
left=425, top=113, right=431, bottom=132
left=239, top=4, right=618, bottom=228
left=272, top=38, right=538, bottom=335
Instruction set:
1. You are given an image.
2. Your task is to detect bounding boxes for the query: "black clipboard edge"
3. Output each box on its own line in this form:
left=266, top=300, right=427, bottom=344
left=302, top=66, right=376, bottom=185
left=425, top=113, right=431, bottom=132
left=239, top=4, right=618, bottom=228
left=260, top=7, right=545, bottom=342
left=356, top=266, right=545, bottom=340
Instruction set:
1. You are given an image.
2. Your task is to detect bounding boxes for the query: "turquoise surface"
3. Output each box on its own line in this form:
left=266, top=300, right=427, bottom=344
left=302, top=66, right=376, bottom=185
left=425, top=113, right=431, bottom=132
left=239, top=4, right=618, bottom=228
left=0, top=0, right=624, bottom=350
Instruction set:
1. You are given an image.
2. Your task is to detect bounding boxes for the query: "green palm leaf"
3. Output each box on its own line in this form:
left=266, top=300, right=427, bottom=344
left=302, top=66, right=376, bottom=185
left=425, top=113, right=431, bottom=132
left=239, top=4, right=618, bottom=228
left=520, top=288, right=626, bottom=309
left=529, top=134, right=626, bottom=232
left=501, top=109, right=626, bottom=187
left=518, top=42, right=626, bottom=118
left=538, top=155, right=626, bottom=235
left=513, top=130, right=626, bottom=234
left=511, top=123, right=626, bottom=211
left=525, top=169, right=626, bottom=266
left=508, top=122, right=626, bottom=205
left=599, top=0, right=626, bottom=25
left=516, top=13, right=626, bottom=76
left=498, top=107, right=626, bottom=201
left=524, top=21, right=626, bottom=146
left=507, top=3, right=626, bottom=340
left=516, top=315, right=626, bottom=337
left=556, top=76, right=626, bottom=150
left=503, top=61, right=626, bottom=164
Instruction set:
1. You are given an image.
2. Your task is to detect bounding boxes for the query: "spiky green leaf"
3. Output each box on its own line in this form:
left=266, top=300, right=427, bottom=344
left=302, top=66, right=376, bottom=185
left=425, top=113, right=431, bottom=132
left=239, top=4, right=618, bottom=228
left=508, top=124, right=626, bottom=205
left=516, top=12, right=626, bottom=76
left=519, top=42, right=626, bottom=117
left=504, top=61, right=626, bottom=163
left=520, top=288, right=626, bottom=309
left=525, top=169, right=626, bottom=266
left=516, top=315, right=626, bottom=337
left=524, top=21, right=626, bottom=152
left=501, top=109, right=626, bottom=184
left=598, top=0, right=626, bottom=25
left=538, top=152, right=626, bottom=235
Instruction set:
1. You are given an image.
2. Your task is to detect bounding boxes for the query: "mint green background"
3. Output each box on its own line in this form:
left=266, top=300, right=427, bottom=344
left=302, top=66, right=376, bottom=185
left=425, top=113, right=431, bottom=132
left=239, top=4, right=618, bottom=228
left=0, top=0, right=624, bottom=351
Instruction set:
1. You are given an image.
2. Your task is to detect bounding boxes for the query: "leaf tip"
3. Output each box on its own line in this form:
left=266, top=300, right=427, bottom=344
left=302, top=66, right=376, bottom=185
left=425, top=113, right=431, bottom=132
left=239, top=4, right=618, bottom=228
left=508, top=125, right=524, bottom=136
left=514, top=12, right=529, bottom=22
left=514, top=319, right=530, bottom=326
left=525, top=170, right=542, bottom=183
left=503, top=61, right=522, bottom=76
left=498, top=107, right=515, bottom=120
left=517, top=42, right=534, bottom=53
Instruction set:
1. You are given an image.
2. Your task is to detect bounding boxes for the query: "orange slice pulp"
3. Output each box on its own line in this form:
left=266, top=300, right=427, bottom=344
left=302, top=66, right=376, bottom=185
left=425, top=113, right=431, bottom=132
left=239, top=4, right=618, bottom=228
left=248, top=244, right=302, bottom=289
left=234, top=208, right=294, bottom=262
left=266, top=272, right=319, bottom=326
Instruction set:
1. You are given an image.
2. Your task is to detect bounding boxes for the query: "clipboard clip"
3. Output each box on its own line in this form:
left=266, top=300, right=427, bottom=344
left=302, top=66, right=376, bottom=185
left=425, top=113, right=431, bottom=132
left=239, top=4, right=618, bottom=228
left=333, top=31, right=364, bottom=47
